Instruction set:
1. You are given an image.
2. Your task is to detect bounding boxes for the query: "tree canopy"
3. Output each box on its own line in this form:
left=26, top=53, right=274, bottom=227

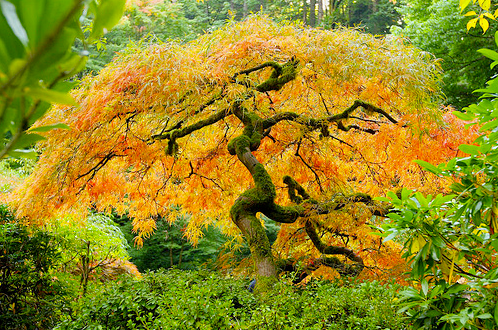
left=12, top=17, right=479, bottom=286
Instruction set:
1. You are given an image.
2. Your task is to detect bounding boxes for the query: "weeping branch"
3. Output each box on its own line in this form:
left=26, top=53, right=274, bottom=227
left=76, top=151, right=118, bottom=182
left=187, top=161, right=224, bottom=190
left=295, top=139, right=324, bottom=192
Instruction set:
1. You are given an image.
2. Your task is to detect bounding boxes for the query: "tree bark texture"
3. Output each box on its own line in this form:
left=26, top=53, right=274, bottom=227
left=309, top=0, right=316, bottom=26
left=318, top=0, right=323, bottom=25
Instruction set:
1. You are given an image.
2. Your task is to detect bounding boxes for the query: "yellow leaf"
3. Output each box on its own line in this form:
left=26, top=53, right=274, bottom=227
left=464, top=10, right=477, bottom=16
left=480, top=0, right=491, bottom=11
left=484, top=12, right=496, bottom=20
left=410, top=236, right=420, bottom=254
left=460, top=0, right=472, bottom=11
left=480, top=16, right=490, bottom=33
left=448, top=250, right=457, bottom=283
left=467, top=17, right=479, bottom=30
left=410, top=234, right=426, bottom=254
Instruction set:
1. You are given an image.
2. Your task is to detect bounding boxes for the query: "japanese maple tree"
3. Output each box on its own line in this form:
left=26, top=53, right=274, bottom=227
left=12, top=17, right=478, bottom=288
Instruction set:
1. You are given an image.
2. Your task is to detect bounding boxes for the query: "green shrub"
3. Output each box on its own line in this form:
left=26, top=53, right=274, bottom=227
left=245, top=279, right=407, bottom=330
left=56, top=269, right=256, bottom=329
left=379, top=36, right=498, bottom=329
left=57, top=269, right=407, bottom=330
left=0, top=208, right=68, bottom=330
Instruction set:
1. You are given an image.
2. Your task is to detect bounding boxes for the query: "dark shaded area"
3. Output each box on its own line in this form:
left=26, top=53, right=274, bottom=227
left=113, top=212, right=279, bottom=272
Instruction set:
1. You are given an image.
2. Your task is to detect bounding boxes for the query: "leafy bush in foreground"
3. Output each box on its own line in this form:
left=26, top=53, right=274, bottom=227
left=379, top=35, right=498, bottom=330
left=57, top=269, right=407, bottom=330
left=0, top=216, right=67, bottom=329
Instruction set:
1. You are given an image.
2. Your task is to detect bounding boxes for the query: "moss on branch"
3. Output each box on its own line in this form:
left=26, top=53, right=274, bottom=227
left=256, top=58, right=299, bottom=93
left=227, top=134, right=251, bottom=156
left=283, top=175, right=312, bottom=204
left=231, top=58, right=299, bottom=94
left=263, top=203, right=303, bottom=224
left=153, top=106, right=233, bottom=155
left=262, top=99, right=398, bottom=137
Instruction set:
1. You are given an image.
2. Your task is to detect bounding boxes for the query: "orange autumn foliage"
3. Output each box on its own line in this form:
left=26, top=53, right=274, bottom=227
left=12, top=17, right=479, bottom=280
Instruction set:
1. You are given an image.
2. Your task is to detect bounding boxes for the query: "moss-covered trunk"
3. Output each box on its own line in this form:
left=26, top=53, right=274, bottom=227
left=228, top=138, right=279, bottom=287
left=232, top=207, right=277, bottom=279
left=227, top=106, right=281, bottom=289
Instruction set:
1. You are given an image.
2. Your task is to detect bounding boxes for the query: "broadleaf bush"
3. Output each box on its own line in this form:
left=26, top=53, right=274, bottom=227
left=57, top=269, right=407, bottom=330
left=0, top=205, right=68, bottom=330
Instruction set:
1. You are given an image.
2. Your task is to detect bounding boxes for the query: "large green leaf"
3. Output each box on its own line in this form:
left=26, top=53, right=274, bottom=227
left=8, top=148, right=38, bottom=159
left=479, top=119, right=498, bottom=131
left=18, top=0, right=45, bottom=48
left=27, top=87, right=76, bottom=105
left=30, top=123, right=70, bottom=132
left=57, top=53, right=88, bottom=75
left=0, top=37, right=10, bottom=73
left=89, top=0, right=126, bottom=41
left=458, top=144, right=481, bottom=156
left=478, top=48, right=498, bottom=62
left=453, top=111, right=474, bottom=121
left=0, top=0, right=28, bottom=47
left=36, top=0, right=75, bottom=49
left=0, top=4, right=24, bottom=61
left=14, top=132, right=45, bottom=149
left=413, top=159, right=442, bottom=175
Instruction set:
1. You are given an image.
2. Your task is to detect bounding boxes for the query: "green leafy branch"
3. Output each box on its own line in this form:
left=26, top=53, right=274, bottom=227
left=0, top=0, right=126, bottom=159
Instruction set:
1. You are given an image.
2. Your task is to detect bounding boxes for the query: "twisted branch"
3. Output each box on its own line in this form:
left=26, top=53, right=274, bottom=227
left=262, top=99, right=398, bottom=134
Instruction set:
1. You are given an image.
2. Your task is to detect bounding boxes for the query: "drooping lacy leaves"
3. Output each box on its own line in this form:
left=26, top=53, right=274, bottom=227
left=12, top=17, right=479, bottom=279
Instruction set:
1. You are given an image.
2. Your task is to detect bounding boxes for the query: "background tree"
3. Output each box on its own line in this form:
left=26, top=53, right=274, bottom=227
left=76, top=0, right=198, bottom=76
left=392, top=0, right=497, bottom=109
left=322, top=0, right=401, bottom=33
left=116, top=211, right=229, bottom=271
left=12, top=17, right=478, bottom=290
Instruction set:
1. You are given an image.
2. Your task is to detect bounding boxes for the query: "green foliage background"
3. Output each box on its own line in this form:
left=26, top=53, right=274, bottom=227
left=392, top=0, right=496, bottom=108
